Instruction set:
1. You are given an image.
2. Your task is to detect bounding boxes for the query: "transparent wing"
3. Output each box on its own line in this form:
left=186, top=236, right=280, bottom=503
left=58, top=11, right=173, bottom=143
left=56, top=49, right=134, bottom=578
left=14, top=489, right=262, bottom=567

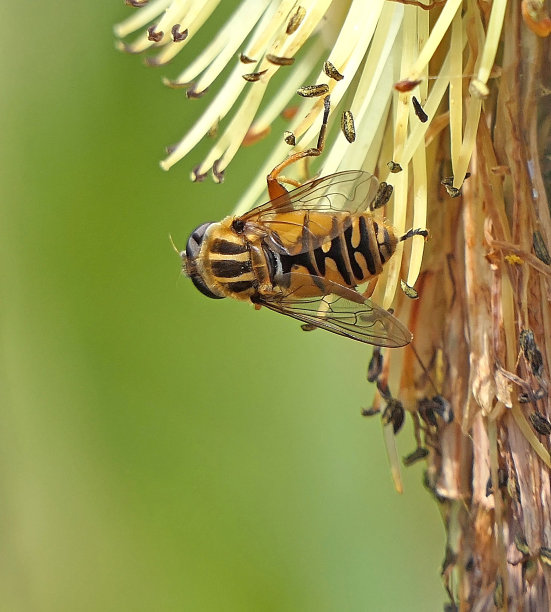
left=256, top=277, right=412, bottom=348
left=240, top=171, right=381, bottom=256
left=240, top=170, right=379, bottom=220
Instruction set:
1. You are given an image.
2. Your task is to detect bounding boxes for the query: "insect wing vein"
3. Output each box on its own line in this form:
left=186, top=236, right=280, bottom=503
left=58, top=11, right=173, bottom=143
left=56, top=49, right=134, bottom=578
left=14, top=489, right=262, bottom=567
left=241, top=171, right=380, bottom=256
left=259, top=277, right=412, bottom=348
left=242, top=170, right=379, bottom=220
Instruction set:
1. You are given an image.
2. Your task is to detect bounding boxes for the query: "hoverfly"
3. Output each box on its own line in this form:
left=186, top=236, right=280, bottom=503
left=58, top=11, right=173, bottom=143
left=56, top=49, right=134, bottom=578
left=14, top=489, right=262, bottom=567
left=180, top=97, right=427, bottom=348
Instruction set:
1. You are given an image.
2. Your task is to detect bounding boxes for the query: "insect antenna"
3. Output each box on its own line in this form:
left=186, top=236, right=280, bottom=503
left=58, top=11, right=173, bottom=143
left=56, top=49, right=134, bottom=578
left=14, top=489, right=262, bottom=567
left=169, top=234, right=188, bottom=275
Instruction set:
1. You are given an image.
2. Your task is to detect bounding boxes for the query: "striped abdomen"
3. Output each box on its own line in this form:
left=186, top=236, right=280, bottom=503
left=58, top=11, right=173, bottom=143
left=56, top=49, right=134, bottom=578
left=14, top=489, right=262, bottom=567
left=273, top=212, right=397, bottom=292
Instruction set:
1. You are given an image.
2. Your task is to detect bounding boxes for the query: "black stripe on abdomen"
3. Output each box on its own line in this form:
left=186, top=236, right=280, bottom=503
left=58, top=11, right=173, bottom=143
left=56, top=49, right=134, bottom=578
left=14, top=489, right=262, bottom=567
left=225, top=280, right=254, bottom=293
left=210, top=258, right=252, bottom=278
left=344, top=224, right=363, bottom=281
left=312, top=234, right=352, bottom=285
left=357, top=216, right=377, bottom=276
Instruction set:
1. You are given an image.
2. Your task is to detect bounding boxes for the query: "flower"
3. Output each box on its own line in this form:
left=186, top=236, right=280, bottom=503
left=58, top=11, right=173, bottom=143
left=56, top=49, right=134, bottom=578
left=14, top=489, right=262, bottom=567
left=116, top=3, right=551, bottom=607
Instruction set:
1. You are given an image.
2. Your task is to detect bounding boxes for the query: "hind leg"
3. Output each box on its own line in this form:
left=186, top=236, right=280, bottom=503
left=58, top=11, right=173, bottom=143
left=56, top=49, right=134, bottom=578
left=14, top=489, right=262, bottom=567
left=266, top=96, right=331, bottom=201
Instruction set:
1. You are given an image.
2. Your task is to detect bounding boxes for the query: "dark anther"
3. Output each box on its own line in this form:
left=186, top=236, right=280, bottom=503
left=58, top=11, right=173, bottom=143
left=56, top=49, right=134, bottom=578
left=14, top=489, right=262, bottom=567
left=412, top=96, right=428, bottom=122
left=147, top=25, right=163, bottom=42
left=239, top=53, right=257, bottom=64
left=171, top=24, right=188, bottom=42
left=191, top=165, right=207, bottom=182
left=212, top=160, right=225, bottom=183
left=125, top=0, right=149, bottom=6
left=186, top=85, right=208, bottom=99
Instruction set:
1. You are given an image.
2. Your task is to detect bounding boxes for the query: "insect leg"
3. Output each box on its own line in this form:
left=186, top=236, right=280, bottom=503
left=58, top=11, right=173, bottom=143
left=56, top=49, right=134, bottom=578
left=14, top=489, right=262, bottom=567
left=400, top=228, right=429, bottom=241
left=266, top=95, right=331, bottom=200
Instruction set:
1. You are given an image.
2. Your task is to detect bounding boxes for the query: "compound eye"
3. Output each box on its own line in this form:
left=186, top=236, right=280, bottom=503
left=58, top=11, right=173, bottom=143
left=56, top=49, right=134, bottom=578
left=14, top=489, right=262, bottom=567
left=183, top=222, right=225, bottom=300
left=186, top=222, right=214, bottom=260
left=189, top=272, right=225, bottom=299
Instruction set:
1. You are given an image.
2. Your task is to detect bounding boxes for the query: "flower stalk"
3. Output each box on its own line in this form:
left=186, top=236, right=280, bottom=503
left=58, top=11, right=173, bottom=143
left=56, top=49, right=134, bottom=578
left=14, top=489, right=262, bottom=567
left=116, top=1, right=551, bottom=607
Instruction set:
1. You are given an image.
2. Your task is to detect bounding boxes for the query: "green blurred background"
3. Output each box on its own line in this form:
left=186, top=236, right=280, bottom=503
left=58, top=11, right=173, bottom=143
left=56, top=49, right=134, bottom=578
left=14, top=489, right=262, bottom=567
left=1, top=2, right=444, bottom=610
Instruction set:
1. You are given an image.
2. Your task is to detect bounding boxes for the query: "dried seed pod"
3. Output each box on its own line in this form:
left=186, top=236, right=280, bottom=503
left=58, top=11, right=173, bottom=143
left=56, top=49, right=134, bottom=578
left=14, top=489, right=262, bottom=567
left=323, top=60, right=344, bottom=81
left=286, top=6, right=306, bottom=34
left=297, top=84, right=330, bottom=97
left=412, top=96, right=428, bottom=122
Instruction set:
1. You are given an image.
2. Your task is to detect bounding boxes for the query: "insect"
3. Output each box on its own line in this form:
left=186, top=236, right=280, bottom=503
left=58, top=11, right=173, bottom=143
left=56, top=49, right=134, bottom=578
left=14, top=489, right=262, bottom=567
left=180, top=97, right=427, bottom=347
